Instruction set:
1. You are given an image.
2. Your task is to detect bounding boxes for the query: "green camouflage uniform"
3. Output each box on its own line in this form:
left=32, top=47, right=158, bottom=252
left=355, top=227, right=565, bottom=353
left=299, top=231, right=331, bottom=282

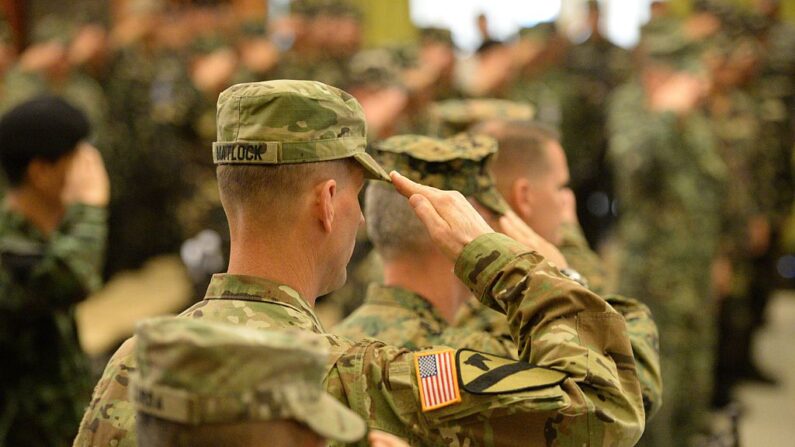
left=507, top=24, right=570, bottom=128
left=130, top=318, right=366, bottom=443
left=75, top=80, right=644, bottom=447
left=608, top=24, right=726, bottom=446
left=0, top=204, right=107, bottom=446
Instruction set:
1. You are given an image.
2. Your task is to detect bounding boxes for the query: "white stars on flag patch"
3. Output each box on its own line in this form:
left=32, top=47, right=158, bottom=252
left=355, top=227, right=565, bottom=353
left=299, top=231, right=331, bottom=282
left=414, top=349, right=461, bottom=412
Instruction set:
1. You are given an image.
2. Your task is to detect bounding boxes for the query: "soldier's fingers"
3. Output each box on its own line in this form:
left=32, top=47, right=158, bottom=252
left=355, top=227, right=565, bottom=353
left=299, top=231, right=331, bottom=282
left=409, top=193, right=448, bottom=234
left=390, top=171, right=443, bottom=200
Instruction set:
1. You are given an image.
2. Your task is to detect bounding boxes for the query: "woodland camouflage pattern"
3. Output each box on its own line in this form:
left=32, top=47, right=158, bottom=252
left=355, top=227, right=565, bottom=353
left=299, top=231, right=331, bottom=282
left=374, top=133, right=509, bottom=214
left=74, top=233, right=645, bottom=446
left=1, top=204, right=107, bottom=446
left=130, top=318, right=366, bottom=443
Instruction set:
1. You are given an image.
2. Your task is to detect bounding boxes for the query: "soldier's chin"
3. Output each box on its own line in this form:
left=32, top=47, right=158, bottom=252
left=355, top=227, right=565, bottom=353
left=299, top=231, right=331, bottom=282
left=322, top=270, right=348, bottom=297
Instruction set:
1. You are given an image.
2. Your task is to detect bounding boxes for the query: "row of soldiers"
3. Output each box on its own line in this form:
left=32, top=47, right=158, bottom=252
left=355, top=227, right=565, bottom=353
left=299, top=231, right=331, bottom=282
left=0, top=0, right=793, bottom=446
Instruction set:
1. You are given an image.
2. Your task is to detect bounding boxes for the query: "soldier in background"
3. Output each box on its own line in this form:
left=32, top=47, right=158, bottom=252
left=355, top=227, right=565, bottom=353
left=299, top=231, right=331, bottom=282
left=0, top=96, right=109, bottom=446
left=506, top=23, right=570, bottom=128
left=608, top=19, right=726, bottom=447
left=741, top=0, right=795, bottom=385
left=701, top=18, right=773, bottom=407
left=273, top=0, right=360, bottom=89
left=562, top=0, right=631, bottom=248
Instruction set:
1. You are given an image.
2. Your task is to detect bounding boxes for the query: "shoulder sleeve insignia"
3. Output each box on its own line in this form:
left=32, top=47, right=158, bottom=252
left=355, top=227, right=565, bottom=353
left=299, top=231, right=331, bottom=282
left=457, top=349, right=567, bottom=395
left=414, top=349, right=461, bottom=412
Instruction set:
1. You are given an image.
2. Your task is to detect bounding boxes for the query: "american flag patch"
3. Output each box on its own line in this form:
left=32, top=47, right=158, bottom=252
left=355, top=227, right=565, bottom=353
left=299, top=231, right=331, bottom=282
left=414, top=349, right=461, bottom=412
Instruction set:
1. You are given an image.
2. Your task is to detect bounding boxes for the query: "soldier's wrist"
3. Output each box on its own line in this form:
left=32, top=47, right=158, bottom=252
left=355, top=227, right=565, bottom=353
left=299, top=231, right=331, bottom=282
left=454, top=233, right=531, bottom=301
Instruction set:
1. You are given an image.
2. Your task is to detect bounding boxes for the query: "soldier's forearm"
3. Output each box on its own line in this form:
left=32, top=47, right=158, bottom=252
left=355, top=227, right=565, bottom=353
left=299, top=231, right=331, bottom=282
left=454, top=233, right=645, bottom=442
left=34, top=204, right=107, bottom=305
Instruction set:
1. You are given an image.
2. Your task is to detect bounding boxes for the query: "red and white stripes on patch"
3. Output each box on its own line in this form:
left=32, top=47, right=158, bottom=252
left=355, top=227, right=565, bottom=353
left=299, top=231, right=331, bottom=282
left=415, top=349, right=461, bottom=411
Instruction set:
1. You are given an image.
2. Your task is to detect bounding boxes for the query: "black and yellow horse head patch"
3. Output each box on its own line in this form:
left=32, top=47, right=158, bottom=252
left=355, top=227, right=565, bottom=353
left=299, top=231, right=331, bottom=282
left=456, top=349, right=567, bottom=395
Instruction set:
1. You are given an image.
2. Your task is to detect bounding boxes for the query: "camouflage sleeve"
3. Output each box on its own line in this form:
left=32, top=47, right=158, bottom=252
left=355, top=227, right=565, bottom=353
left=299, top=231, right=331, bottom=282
left=558, top=222, right=609, bottom=295
left=73, top=338, right=139, bottom=447
left=4, top=204, right=106, bottom=312
left=38, top=204, right=106, bottom=300
left=328, top=233, right=644, bottom=446
left=604, top=294, right=662, bottom=420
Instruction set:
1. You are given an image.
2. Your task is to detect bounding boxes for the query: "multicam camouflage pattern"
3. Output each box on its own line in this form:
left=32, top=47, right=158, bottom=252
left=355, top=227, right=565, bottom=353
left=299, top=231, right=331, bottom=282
left=455, top=221, right=662, bottom=420
left=213, top=80, right=389, bottom=181
left=375, top=133, right=509, bottom=214
left=427, top=99, right=534, bottom=137
left=0, top=204, right=107, bottom=447
left=130, top=318, right=366, bottom=442
left=75, top=233, right=645, bottom=446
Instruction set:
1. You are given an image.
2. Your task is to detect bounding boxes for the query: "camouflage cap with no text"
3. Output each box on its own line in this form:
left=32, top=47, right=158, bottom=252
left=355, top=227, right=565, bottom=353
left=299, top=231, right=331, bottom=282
left=213, top=80, right=390, bottom=182
left=374, top=133, right=509, bottom=214
left=129, top=317, right=366, bottom=443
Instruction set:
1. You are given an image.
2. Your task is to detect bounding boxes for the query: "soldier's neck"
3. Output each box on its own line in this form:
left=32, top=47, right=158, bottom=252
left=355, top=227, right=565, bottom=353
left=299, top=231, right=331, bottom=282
left=5, top=187, right=65, bottom=237
left=226, top=230, right=322, bottom=306
left=383, top=253, right=463, bottom=324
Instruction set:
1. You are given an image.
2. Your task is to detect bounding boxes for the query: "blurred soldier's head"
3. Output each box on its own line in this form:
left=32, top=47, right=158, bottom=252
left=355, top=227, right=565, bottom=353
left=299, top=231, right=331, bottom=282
left=311, top=0, right=362, bottom=57
left=213, top=80, right=389, bottom=297
left=638, top=20, right=711, bottom=107
left=347, top=49, right=409, bottom=139
left=0, top=96, right=91, bottom=210
left=365, top=134, right=507, bottom=319
left=472, top=120, right=571, bottom=246
left=131, top=317, right=366, bottom=447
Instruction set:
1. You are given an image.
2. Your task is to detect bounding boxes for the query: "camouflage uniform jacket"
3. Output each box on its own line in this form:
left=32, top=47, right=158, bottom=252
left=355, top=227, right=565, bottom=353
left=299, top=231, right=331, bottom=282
left=455, top=223, right=662, bottom=420
left=75, top=233, right=644, bottom=446
left=0, top=204, right=107, bottom=446
left=333, top=283, right=514, bottom=355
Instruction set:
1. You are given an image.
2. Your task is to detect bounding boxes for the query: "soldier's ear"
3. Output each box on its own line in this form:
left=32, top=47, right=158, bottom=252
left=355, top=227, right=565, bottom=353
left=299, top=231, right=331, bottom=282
left=314, top=178, right=337, bottom=233
left=510, top=178, right=533, bottom=221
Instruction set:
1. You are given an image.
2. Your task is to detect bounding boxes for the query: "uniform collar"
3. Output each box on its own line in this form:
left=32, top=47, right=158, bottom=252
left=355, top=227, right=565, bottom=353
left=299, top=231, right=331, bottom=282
left=204, top=274, right=323, bottom=330
left=365, top=283, right=447, bottom=327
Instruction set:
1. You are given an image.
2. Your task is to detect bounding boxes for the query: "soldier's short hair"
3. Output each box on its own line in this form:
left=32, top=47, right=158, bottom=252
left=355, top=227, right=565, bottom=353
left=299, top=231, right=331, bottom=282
left=472, top=120, right=559, bottom=194
left=365, top=182, right=431, bottom=261
left=0, top=96, right=90, bottom=186
left=217, top=159, right=357, bottom=214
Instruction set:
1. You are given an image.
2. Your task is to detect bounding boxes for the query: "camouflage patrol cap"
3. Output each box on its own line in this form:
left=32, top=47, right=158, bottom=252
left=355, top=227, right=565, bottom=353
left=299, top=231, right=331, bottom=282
left=428, top=99, right=534, bottom=137
left=640, top=19, right=705, bottom=73
left=374, top=133, right=509, bottom=214
left=129, top=317, right=366, bottom=442
left=213, top=80, right=390, bottom=181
